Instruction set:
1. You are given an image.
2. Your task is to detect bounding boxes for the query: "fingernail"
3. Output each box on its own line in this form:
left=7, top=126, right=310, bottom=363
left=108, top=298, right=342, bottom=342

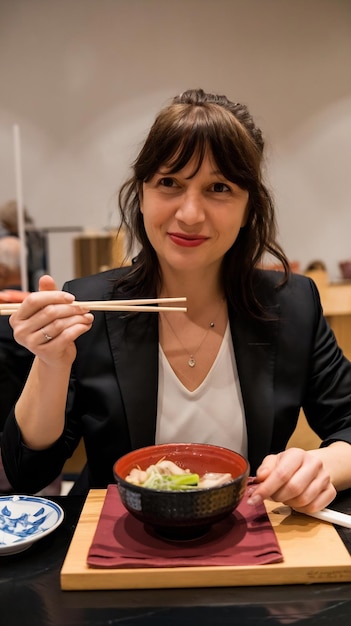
left=247, top=494, right=263, bottom=506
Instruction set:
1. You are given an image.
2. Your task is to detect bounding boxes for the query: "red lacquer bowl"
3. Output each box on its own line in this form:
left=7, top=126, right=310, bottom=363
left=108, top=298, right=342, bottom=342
left=113, top=443, right=249, bottom=539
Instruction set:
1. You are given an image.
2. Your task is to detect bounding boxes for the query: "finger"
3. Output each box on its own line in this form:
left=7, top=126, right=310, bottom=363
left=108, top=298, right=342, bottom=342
left=38, top=274, right=59, bottom=291
left=28, top=316, right=94, bottom=367
left=282, top=470, right=335, bottom=512
left=248, top=449, right=330, bottom=510
left=10, top=299, right=91, bottom=350
left=12, top=290, right=75, bottom=321
left=246, top=456, right=275, bottom=500
left=291, top=483, right=337, bottom=514
left=255, top=455, right=277, bottom=481
left=248, top=449, right=305, bottom=505
left=37, top=312, right=94, bottom=345
left=14, top=305, right=93, bottom=348
left=263, top=463, right=319, bottom=505
left=40, top=327, right=54, bottom=343
left=37, top=316, right=94, bottom=353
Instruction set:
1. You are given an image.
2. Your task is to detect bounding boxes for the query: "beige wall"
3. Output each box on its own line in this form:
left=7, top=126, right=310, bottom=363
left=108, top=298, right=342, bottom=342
left=1, top=0, right=350, bottom=287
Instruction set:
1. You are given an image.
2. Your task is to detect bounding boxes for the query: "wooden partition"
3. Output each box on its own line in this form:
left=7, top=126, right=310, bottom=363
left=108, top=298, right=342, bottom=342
left=304, top=270, right=351, bottom=359
left=320, top=284, right=351, bottom=360
left=73, top=229, right=127, bottom=278
left=288, top=276, right=351, bottom=450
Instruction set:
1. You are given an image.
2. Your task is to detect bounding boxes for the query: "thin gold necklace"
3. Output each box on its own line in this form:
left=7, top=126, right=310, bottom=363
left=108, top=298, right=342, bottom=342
left=161, top=299, right=225, bottom=368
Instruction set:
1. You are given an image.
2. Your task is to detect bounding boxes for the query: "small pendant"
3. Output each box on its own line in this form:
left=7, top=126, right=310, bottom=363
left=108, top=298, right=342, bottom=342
left=188, top=356, right=196, bottom=368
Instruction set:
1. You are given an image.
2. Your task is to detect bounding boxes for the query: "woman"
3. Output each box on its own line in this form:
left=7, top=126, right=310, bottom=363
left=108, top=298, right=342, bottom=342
left=2, top=89, right=351, bottom=512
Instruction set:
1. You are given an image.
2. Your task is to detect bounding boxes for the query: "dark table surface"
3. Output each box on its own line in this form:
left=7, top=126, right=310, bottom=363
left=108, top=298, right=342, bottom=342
left=1, top=494, right=351, bottom=626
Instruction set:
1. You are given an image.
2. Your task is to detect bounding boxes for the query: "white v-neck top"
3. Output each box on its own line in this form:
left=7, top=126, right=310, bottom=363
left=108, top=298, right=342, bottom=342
left=156, top=323, right=248, bottom=456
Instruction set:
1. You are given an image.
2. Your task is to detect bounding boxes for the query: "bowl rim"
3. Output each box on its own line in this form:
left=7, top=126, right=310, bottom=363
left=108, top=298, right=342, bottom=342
left=113, top=442, right=250, bottom=495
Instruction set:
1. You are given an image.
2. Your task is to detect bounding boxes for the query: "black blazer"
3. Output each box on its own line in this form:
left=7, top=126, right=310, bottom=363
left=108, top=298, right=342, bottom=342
left=0, top=291, right=34, bottom=432
left=2, top=268, right=351, bottom=494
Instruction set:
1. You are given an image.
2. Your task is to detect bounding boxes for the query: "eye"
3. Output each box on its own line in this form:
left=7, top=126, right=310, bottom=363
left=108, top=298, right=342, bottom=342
left=159, top=177, right=176, bottom=188
left=211, top=182, right=231, bottom=193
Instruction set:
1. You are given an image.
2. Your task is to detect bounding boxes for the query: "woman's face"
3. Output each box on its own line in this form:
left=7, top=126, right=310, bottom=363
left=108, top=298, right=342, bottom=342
left=140, top=152, right=249, bottom=276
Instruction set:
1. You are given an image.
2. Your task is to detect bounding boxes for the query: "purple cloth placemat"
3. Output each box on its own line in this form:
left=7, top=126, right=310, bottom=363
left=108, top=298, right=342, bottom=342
left=87, top=485, right=283, bottom=569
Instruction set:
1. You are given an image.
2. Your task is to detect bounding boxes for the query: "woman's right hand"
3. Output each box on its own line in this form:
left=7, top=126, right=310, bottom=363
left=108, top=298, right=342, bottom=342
left=9, top=274, right=94, bottom=367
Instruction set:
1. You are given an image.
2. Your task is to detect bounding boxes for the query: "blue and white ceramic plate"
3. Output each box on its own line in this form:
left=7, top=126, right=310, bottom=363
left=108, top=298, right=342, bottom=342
left=0, top=495, right=64, bottom=555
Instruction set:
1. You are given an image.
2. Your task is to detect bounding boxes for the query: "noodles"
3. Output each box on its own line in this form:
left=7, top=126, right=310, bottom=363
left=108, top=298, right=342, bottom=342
left=125, top=459, right=232, bottom=491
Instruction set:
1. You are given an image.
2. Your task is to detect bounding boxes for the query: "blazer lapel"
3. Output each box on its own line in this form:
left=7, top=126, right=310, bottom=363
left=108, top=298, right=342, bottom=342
left=230, top=307, right=280, bottom=473
left=106, top=311, right=159, bottom=450
left=107, top=306, right=279, bottom=468
left=102, top=267, right=280, bottom=469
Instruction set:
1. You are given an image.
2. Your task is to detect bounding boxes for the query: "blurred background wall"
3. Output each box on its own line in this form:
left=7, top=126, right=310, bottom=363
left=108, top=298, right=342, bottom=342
left=0, top=0, right=350, bottom=286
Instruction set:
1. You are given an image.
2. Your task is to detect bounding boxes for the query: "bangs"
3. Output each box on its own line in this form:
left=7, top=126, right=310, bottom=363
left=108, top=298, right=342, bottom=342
left=141, top=109, right=210, bottom=181
left=139, top=103, right=259, bottom=190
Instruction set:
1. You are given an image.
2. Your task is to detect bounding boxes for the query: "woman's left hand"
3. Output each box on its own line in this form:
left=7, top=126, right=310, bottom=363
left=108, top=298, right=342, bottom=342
left=247, top=447, right=336, bottom=513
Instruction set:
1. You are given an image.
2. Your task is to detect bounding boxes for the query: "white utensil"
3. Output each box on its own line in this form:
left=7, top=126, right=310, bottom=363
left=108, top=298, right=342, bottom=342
left=301, top=507, right=351, bottom=529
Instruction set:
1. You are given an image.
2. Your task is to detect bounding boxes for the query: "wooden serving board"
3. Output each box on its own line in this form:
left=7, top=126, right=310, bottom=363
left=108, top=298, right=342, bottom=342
left=60, top=489, right=351, bottom=590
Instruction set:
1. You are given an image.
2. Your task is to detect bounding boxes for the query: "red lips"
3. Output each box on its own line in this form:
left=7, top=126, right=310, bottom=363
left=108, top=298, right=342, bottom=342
left=168, top=233, right=208, bottom=248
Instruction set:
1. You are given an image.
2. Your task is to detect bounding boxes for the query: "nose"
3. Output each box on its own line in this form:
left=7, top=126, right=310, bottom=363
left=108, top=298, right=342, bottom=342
left=174, top=190, right=205, bottom=225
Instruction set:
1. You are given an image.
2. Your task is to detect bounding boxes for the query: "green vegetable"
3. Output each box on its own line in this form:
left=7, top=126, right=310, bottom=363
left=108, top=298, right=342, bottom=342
left=142, top=472, right=200, bottom=491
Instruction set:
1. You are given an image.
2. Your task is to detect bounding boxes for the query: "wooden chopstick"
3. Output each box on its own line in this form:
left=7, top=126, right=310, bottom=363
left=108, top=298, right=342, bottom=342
left=73, top=297, right=187, bottom=306
left=0, top=297, right=187, bottom=315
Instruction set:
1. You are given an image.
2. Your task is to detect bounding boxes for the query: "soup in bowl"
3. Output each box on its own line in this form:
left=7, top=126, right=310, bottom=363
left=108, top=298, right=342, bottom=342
left=113, top=443, right=249, bottom=539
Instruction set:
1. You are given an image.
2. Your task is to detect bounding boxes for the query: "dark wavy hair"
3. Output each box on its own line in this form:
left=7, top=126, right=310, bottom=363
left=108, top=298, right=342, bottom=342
left=116, top=88, right=289, bottom=317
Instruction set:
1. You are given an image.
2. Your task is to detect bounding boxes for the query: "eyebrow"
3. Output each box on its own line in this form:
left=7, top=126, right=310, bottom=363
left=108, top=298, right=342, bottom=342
left=210, top=169, right=224, bottom=176
left=157, top=167, right=225, bottom=177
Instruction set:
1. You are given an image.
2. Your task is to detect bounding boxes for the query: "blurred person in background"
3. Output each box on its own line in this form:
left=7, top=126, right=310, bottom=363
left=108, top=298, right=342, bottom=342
left=0, top=199, right=47, bottom=291
left=0, top=235, right=26, bottom=292
left=0, top=237, right=33, bottom=419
